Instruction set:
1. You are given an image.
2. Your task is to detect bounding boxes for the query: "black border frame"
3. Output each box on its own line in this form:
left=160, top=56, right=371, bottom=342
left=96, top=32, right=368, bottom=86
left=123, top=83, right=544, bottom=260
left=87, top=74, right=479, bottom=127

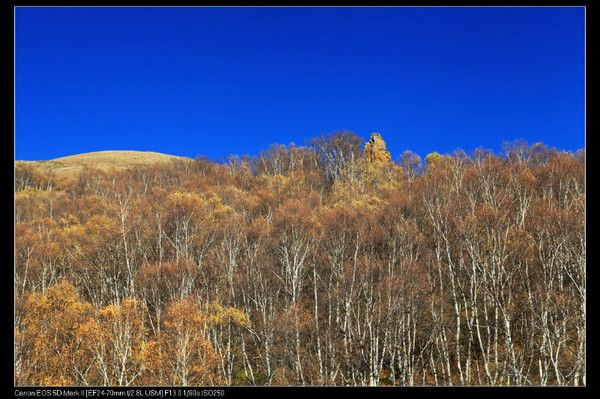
left=3, top=1, right=592, bottom=398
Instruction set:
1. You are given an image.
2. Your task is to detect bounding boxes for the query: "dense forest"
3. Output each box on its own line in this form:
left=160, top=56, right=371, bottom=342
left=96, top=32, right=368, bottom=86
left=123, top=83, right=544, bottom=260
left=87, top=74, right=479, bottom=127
left=14, top=132, right=585, bottom=386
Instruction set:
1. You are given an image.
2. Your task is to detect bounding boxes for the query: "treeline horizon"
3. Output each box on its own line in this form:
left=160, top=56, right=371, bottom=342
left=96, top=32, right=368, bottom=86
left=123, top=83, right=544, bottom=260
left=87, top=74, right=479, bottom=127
left=15, top=132, right=584, bottom=166
left=15, top=132, right=585, bottom=386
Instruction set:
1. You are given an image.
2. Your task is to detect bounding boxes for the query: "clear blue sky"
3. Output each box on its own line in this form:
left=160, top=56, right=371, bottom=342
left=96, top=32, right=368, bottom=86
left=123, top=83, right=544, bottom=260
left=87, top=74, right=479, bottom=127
left=16, top=6, right=585, bottom=161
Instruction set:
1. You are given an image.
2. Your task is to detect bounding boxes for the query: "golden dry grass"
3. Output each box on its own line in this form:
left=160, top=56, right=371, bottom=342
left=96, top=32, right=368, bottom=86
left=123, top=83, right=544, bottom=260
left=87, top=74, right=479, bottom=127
left=52, top=150, right=187, bottom=167
left=18, top=150, right=191, bottom=183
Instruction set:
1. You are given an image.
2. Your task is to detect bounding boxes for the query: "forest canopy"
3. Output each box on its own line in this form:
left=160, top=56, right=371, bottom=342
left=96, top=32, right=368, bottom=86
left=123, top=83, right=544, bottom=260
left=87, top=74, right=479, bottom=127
left=15, top=132, right=585, bottom=386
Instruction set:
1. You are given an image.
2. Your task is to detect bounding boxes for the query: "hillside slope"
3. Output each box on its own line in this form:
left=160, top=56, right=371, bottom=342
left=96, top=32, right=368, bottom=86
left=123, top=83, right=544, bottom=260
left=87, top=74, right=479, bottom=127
left=18, top=150, right=191, bottom=180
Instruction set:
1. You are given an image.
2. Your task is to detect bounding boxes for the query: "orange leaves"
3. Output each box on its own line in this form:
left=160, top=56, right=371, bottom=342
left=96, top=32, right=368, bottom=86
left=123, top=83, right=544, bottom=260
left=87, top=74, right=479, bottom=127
left=18, top=281, right=236, bottom=386
left=164, top=297, right=205, bottom=330
left=88, top=299, right=149, bottom=385
left=15, top=137, right=585, bottom=386
left=19, top=282, right=95, bottom=385
left=159, top=297, right=232, bottom=385
left=27, top=281, right=92, bottom=318
left=135, top=340, right=161, bottom=374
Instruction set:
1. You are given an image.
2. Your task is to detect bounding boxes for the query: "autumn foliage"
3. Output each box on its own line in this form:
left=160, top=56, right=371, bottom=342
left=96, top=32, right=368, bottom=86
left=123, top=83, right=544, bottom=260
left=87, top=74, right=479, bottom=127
left=15, top=133, right=585, bottom=386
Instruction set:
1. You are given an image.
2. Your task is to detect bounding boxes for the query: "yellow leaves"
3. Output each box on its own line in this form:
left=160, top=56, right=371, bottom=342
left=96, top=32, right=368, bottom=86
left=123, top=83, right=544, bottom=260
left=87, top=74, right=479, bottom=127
left=20, top=281, right=95, bottom=385
left=163, top=298, right=250, bottom=332
left=259, top=172, right=315, bottom=201
left=205, top=303, right=251, bottom=328
left=165, top=190, right=234, bottom=223
left=14, top=138, right=587, bottom=386
left=31, top=281, right=92, bottom=316
left=425, top=152, right=445, bottom=166
left=96, top=299, right=147, bottom=350
left=77, top=318, right=101, bottom=341
left=330, top=181, right=387, bottom=212
left=136, top=340, right=160, bottom=363
left=59, top=214, right=80, bottom=227
left=63, top=223, right=86, bottom=236
left=159, top=297, right=226, bottom=385
left=261, top=173, right=289, bottom=189
left=167, top=191, right=205, bottom=210
left=221, top=186, right=261, bottom=213
left=15, top=189, right=40, bottom=199
left=98, top=303, right=118, bottom=319
left=134, top=340, right=164, bottom=382
left=84, top=215, right=116, bottom=235
left=207, top=193, right=234, bottom=220
left=72, top=298, right=150, bottom=386
left=101, top=298, right=143, bottom=320
left=42, top=376, right=73, bottom=386
left=327, top=159, right=405, bottom=213
left=62, top=214, right=115, bottom=244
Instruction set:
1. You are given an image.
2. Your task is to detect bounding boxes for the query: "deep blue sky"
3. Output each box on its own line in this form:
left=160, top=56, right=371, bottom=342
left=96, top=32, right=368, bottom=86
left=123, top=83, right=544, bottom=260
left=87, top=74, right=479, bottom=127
left=16, top=7, right=585, bottom=161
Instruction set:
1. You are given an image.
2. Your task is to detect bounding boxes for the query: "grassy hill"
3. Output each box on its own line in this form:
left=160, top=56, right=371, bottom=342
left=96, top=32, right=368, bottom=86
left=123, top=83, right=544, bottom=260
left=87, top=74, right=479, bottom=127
left=16, top=150, right=191, bottom=184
